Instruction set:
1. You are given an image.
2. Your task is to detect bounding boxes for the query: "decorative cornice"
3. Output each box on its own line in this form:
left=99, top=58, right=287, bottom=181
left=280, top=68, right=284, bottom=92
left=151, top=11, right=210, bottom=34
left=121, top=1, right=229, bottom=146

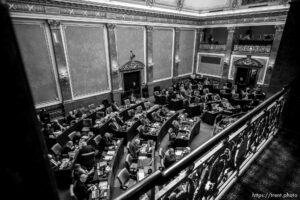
left=145, top=0, right=155, bottom=7
left=7, top=0, right=288, bottom=27
left=145, top=25, right=153, bottom=32
left=119, top=60, right=145, bottom=72
left=234, top=55, right=263, bottom=68
left=176, top=0, right=184, bottom=11
left=106, top=23, right=116, bottom=30
left=47, top=19, right=60, bottom=28
left=275, top=24, right=284, bottom=31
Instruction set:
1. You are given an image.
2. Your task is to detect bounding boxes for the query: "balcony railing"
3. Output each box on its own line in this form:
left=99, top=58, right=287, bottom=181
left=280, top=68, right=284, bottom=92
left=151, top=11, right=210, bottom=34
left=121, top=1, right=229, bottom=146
left=199, top=44, right=227, bottom=51
left=233, top=45, right=272, bottom=53
left=114, top=87, right=289, bottom=200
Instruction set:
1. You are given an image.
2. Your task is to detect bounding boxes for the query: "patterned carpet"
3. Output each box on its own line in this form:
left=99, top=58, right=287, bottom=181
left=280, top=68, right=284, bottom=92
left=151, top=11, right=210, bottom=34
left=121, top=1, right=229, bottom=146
left=222, top=130, right=300, bottom=200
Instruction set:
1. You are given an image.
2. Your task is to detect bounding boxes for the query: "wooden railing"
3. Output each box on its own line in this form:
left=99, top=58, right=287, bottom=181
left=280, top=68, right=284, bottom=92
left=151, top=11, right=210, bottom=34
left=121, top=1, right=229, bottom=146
left=114, top=87, right=289, bottom=200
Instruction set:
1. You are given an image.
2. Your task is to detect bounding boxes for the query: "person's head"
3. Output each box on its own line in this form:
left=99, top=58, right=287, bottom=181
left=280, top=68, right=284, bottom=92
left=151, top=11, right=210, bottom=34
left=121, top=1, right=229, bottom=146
left=168, top=148, right=175, bottom=156
left=168, top=127, right=173, bottom=133
left=66, top=141, right=73, bottom=148
left=104, top=132, right=111, bottom=138
left=134, top=139, right=140, bottom=146
left=79, top=173, right=88, bottom=183
left=184, top=147, right=191, bottom=154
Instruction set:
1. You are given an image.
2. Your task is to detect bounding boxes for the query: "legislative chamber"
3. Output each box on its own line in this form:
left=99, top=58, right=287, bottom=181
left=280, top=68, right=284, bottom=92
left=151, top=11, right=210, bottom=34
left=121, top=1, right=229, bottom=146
left=3, top=0, right=300, bottom=200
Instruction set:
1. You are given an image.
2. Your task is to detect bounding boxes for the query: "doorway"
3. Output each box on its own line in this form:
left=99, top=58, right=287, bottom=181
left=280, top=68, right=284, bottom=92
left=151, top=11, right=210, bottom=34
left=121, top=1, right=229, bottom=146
left=235, top=67, right=259, bottom=88
left=123, top=71, right=141, bottom=97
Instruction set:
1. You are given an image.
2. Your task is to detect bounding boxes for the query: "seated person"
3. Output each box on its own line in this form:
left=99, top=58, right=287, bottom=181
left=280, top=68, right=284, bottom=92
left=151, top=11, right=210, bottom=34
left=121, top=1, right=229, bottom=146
left=139, top=112, right=152, bottom=127
left=48, top=154, right=61, bottom=170
left=72, top=131, right=82, bottom=145
left=152, top=111, right=163, bottom=123
left=182, top=147, right=191, bottom=157
left=172, top=120, right=180, bottom=133
left=74, top=109, right=83, bottom=119
left=168, top=128, right=177, bottom=145
left=74, top=173, right=98, bottom=200
left=52, top=120, right=65, bottom=132
left=111, top=101, right=120, bottom=112
left=61, top=141, right=74, bottom=158
left=102, top=132, right=114, bottom=146
left=163, top=148, right=176, bottom=168
left=213, top=94, right=221, bottom=101
left=114, top=112, right=125, bottom=126
left=129, top=139, right=141, bottom=158
left=178, top=113, right=188, bottom=124
left=42, top=123, right=56, bottom=149
left=159, top=106, right=169, bottom=117
left=39, top=109, right=51, bottom=124
left=66, top=110, right=76, bottom=124
left=77, top=142, right=95, bottom=165
left=72, top=163, right=94, bottom=183
left=129, top=92, right=137, bottom=103
left=109, top=117, right=124, bottom=132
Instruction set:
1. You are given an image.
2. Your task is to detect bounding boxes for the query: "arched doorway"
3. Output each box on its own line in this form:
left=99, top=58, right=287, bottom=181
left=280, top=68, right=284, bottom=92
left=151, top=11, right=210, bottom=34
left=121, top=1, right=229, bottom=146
left=234, top=55, right=263, bottom=89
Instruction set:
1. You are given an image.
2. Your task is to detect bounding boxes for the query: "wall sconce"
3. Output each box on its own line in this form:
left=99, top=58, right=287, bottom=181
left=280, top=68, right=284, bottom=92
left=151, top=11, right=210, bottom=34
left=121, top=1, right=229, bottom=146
left=59, top=68, right=69, bottom=81
left=111, top=61, right=118, bottom=73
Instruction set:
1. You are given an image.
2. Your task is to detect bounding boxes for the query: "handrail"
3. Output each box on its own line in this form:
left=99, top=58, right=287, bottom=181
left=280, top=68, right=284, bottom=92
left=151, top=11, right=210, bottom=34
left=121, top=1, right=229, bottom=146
left=114, top=87, right=287, bottom=200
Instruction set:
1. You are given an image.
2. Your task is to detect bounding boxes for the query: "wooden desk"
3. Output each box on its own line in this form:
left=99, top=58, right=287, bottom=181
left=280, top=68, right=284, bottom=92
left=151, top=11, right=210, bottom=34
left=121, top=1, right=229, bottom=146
left=119, top=101, right=145, bottom=121
left=90, top=139, right=124, bottom=200
left=175, top=119, right=201, bottom=147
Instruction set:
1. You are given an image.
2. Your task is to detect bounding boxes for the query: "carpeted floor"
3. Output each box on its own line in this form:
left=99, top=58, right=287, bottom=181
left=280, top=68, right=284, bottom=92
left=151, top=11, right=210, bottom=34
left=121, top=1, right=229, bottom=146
left=221, top=130, right=300, bottom=200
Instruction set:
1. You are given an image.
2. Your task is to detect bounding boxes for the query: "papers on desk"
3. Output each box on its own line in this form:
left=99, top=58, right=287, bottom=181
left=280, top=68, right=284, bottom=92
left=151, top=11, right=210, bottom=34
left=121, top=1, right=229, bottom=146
left=138, top=171, right=145, bottom=181
left=175, top=150, right=183, bottom=156
left=138, top=156, right=148, bottom=160
left=107, top=150, right=115, bottom=155
left=98, top=181, right=108, bottom=190
left=103, top=155, right=113, bottom=161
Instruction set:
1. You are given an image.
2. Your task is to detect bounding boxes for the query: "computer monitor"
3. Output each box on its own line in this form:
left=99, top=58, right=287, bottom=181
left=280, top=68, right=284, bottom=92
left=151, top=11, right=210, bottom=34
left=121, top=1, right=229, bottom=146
left=83, top=118, right=92, bottom=127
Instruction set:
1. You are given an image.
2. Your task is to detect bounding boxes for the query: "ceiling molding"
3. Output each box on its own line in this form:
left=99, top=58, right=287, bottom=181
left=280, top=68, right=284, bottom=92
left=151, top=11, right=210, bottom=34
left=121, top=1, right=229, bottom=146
left=7, top=0, right=289, bottom=27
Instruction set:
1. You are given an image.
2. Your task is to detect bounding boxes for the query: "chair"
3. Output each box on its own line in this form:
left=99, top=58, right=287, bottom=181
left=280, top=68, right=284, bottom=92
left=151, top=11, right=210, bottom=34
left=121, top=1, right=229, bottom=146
left=125, top=154, right=138, bottom=173
left=136, top=106, right=143, bottom=113
left=158, top=148, right=165, bottom=170
left=88, top=104, right=95, bottom=111
left=51, top=143, right=63, bottom=156
left=106, top=106, right=113, bottom=115
left=68, top=131, right=77, bottom=140
left=80, top=151, right=95, bottom=170
left=117, top=168, right=136, bottom=190
left=124, top=99, right=130, bottom=107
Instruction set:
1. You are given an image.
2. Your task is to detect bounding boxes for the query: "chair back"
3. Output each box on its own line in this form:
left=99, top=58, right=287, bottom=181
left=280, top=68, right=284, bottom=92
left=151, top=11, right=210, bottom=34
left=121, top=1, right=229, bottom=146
left=125, top=154, right=133, bottom=171
left=158, top=148, right=165, bottom=159
left=88, top=104, right=95, bottom=110
left=80, top=151, right=95, bottom=169
left=83, top=118, right=92, bottom=127
left=51, top=143, right=63, bottom=155
left=117, top=168, right=130, bottom=188
left=106, top=106, right=113, bottom=115
left=68, top=131, right=77, bottom=140
left=93, top=135, right=102, bottom=145
left=124, top=99, right=130, bottom=106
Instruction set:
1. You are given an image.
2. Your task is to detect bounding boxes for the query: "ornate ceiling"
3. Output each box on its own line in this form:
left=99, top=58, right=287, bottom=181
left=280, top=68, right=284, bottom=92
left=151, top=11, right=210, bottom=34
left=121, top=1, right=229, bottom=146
left=83, top=0, right=288, bottom=14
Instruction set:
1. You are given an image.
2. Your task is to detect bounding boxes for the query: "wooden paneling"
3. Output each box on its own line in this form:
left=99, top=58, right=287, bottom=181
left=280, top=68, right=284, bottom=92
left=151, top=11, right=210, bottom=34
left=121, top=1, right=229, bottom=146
left=179, top=29, right=195, bottom=75
left=13, top=21, right=60, bottom=106
left=63, top=24, right=109, bottom=98
left=153, top=28, right=173, bottom=80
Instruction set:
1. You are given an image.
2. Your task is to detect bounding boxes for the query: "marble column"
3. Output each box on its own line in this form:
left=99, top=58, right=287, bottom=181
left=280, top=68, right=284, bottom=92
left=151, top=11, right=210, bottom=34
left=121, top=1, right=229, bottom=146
left=264, top=24, right=285, bottom=85
left=173, top=28, right=180, bottom=82
left=145, top=26, right=154, bottom=97
left=223, top=27, right=236, bottom=79
left=47, top=20, right=72, bottom=106
left=106, top=23, right=121, bottom=104
left=192, top=28, right=204, bottom=74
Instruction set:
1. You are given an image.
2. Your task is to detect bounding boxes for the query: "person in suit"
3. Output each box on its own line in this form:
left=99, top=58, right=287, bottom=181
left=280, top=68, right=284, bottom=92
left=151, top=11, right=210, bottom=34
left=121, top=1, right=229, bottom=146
left=152, top=111, right=163, bottom=123
left=168, top=128, right=177, bottom=146
left=66, top=110, right=76, bottom=124
left=129, top=139, right=141, bottom=158
left=73, top=173, right=96, bottom=200
left=77, top=142, right=95, bottom=166
left=109, top=117, right=121, bottom=132
left=39, top=109, right=50, bottom=124
left=103, top=132, right=114, bottom=146
left=172, top=120, right=180, bottom=134
left=61, top=141, right=74, bottom=158
left=164, top=148, right=176, bottom=168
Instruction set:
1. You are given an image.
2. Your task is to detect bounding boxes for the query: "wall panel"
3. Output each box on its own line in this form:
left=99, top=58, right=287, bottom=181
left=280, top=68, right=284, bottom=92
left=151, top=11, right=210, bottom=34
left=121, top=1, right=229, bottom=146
left=153, top=28, right=173, bottom=81
left=178, top=29, right=195, bottom=75
left=116, top=26, right=144, bottom=66
left=63, top=24, right=109, bottom=99
left=13, top=21, right=60, bottom=107
left=197, top=53, right=224, bottom=77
